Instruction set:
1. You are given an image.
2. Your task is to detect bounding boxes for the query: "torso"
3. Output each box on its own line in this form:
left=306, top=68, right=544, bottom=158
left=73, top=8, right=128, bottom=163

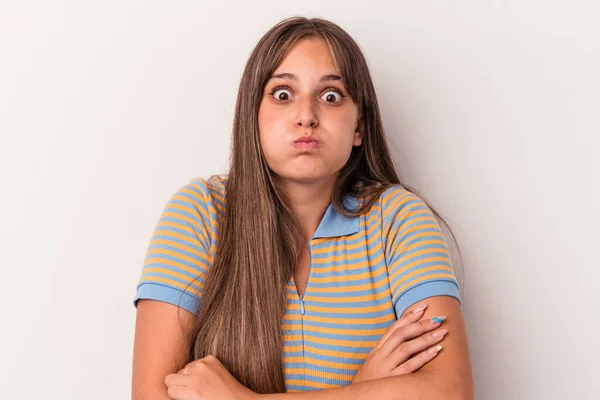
left=192, top=175, right=460, bottom=392
left=136, top=175, right=461, bottom=393
left=282, top=235, right=398, bottom=392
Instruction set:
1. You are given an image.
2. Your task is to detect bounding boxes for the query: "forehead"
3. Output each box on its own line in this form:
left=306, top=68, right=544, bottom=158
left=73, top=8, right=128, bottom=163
left=273, top=38, right=338, bottom=76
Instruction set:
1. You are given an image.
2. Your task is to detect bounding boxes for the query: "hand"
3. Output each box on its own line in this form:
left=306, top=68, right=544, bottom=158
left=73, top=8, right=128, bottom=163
left=164, top=355, right=259, bottom=400
left=352, top=303, right=448, bottom=384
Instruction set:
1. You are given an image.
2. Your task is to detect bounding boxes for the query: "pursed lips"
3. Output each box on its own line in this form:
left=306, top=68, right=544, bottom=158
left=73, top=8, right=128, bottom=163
left=294, top=137, right=320, bottom=150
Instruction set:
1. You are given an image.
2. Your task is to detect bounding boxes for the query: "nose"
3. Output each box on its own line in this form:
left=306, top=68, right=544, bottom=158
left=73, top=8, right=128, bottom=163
left=295, top=96, right=319, bottom=128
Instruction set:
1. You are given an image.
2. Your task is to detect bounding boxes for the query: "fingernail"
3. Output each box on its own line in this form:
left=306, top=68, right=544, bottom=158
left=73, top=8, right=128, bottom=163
left=412, top=304, right=428, bottom=314
left=431, top=329, right=448, bottom=338
left=427, top=345, right=443, bottom=355
left=431, top=316, right=447, bottom=324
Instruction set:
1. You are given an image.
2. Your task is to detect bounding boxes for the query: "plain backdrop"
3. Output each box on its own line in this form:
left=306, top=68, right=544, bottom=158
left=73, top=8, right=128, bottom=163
left=1, top=1, right=598, bottom=399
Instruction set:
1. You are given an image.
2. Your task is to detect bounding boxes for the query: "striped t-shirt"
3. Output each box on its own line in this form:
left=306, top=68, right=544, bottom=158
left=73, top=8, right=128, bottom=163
left=133, top=175, right=461, bottom=392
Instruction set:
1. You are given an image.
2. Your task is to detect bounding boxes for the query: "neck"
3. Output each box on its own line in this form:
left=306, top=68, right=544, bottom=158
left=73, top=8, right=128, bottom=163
left=274, top=175, right=337, bottom=241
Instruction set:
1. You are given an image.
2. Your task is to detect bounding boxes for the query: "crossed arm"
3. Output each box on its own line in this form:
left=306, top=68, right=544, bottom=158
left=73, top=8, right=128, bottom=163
left=134, top=296, right=474, bottom=400
left=263, top=296, right=475, bottom=400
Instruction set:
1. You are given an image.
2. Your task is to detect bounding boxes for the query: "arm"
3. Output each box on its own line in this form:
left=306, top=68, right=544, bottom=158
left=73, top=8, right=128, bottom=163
left=131, top=178, right=217, bottom=399
left=166, top=296, right=472, bottom=400
left=264, top=296, right=474, bottom=400
left=132, top=300, right=195, bottom=400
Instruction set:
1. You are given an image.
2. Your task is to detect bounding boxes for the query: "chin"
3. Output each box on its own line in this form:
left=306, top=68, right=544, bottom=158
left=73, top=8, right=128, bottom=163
left=276, top=169, right=337, bottom=184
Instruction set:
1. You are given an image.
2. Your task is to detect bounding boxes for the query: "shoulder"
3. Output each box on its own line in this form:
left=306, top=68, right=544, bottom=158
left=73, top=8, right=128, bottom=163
left=376, top=184, right=429, bottom=219
left=180, top=174, right=227, bottom=201
left=133, top=175, right=229, bottom=315
left=157, top=174, right=229, bottom=238
left=172, top=174, right=228, bottom=212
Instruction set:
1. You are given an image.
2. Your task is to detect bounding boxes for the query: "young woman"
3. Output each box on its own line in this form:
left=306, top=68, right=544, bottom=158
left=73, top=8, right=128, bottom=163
left=132, top=16, right=474, bottom=400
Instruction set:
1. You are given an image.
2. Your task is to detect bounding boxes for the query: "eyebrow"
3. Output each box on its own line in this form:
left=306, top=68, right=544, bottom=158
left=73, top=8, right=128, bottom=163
left=269, top=72, right=341, bottom=83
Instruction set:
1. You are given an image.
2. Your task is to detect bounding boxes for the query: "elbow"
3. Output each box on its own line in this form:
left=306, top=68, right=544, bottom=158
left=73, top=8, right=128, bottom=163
left=447, top=391, right=475, bottom=400
left=428, top=374, right=474, bottom=400
left=440, top=382, right=475, bottom=400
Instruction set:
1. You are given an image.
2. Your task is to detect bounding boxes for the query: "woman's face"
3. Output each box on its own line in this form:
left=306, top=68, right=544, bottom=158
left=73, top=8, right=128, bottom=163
left=258, top=38, right=363, bottom=185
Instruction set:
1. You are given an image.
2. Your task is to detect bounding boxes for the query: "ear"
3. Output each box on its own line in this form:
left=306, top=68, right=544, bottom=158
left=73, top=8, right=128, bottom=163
left=353, top=116, right=364, bottom=146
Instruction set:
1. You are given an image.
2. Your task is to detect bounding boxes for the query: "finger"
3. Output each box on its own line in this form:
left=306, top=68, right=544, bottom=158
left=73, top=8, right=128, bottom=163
left=181, top=358, right=205, bottom=375
left=390, top=344, right=444, bottom=376
left=165, top=373, right=194, bottom=387
left=373, top=304, right=429, bottom=351
left=166, top=384, right=197, bottom=400
left=387, top=327, right=448, bottom=366
left=379, top=316, right=447, bottom=356
left=202, top=354, right=219, bottom=364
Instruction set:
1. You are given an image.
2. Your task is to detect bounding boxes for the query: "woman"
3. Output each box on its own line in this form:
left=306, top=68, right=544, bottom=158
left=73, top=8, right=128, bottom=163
left=132, top=16, right=474, bottom=399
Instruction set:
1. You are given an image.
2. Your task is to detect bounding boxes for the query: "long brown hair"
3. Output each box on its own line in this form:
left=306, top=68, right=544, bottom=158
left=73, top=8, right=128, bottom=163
left=182, top=16, right=464, bottom=394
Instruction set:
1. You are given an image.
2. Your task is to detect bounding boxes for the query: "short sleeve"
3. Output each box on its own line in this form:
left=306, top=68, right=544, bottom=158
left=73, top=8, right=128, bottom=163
left=381, top=185, right=462, bottom=318
left=133, top=178, right=216, bottom=316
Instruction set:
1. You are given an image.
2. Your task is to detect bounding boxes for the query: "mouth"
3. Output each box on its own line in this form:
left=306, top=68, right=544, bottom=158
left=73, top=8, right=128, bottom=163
left=293, top=140, right=320, bottom=150
left=294, top=137, right=320, bottom=150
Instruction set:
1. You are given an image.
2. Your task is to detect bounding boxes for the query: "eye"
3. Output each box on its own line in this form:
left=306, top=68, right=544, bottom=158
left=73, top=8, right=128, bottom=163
left=320, top=88, right=345, bottom=103
left=271, top=87, right=292, bottom=101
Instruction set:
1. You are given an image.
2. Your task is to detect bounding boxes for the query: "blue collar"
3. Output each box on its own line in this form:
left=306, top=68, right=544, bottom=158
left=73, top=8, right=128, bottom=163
left=311, top=194, right=360, bottom=239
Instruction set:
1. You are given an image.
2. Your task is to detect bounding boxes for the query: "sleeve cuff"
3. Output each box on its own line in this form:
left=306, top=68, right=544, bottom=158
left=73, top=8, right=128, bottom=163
left=393, top=280, right=462, bottom=318
left=133, top=283, right=200, bottom=316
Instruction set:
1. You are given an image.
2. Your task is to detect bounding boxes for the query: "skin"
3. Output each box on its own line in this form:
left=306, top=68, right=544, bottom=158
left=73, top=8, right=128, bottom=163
left=162, top=38, right=475, bottom=400
left=257, top=37, right=364, bottom=241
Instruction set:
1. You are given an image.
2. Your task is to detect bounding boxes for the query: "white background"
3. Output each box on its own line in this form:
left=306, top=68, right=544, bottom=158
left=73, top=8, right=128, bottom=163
left=1, top=1, right=598, bottom=399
